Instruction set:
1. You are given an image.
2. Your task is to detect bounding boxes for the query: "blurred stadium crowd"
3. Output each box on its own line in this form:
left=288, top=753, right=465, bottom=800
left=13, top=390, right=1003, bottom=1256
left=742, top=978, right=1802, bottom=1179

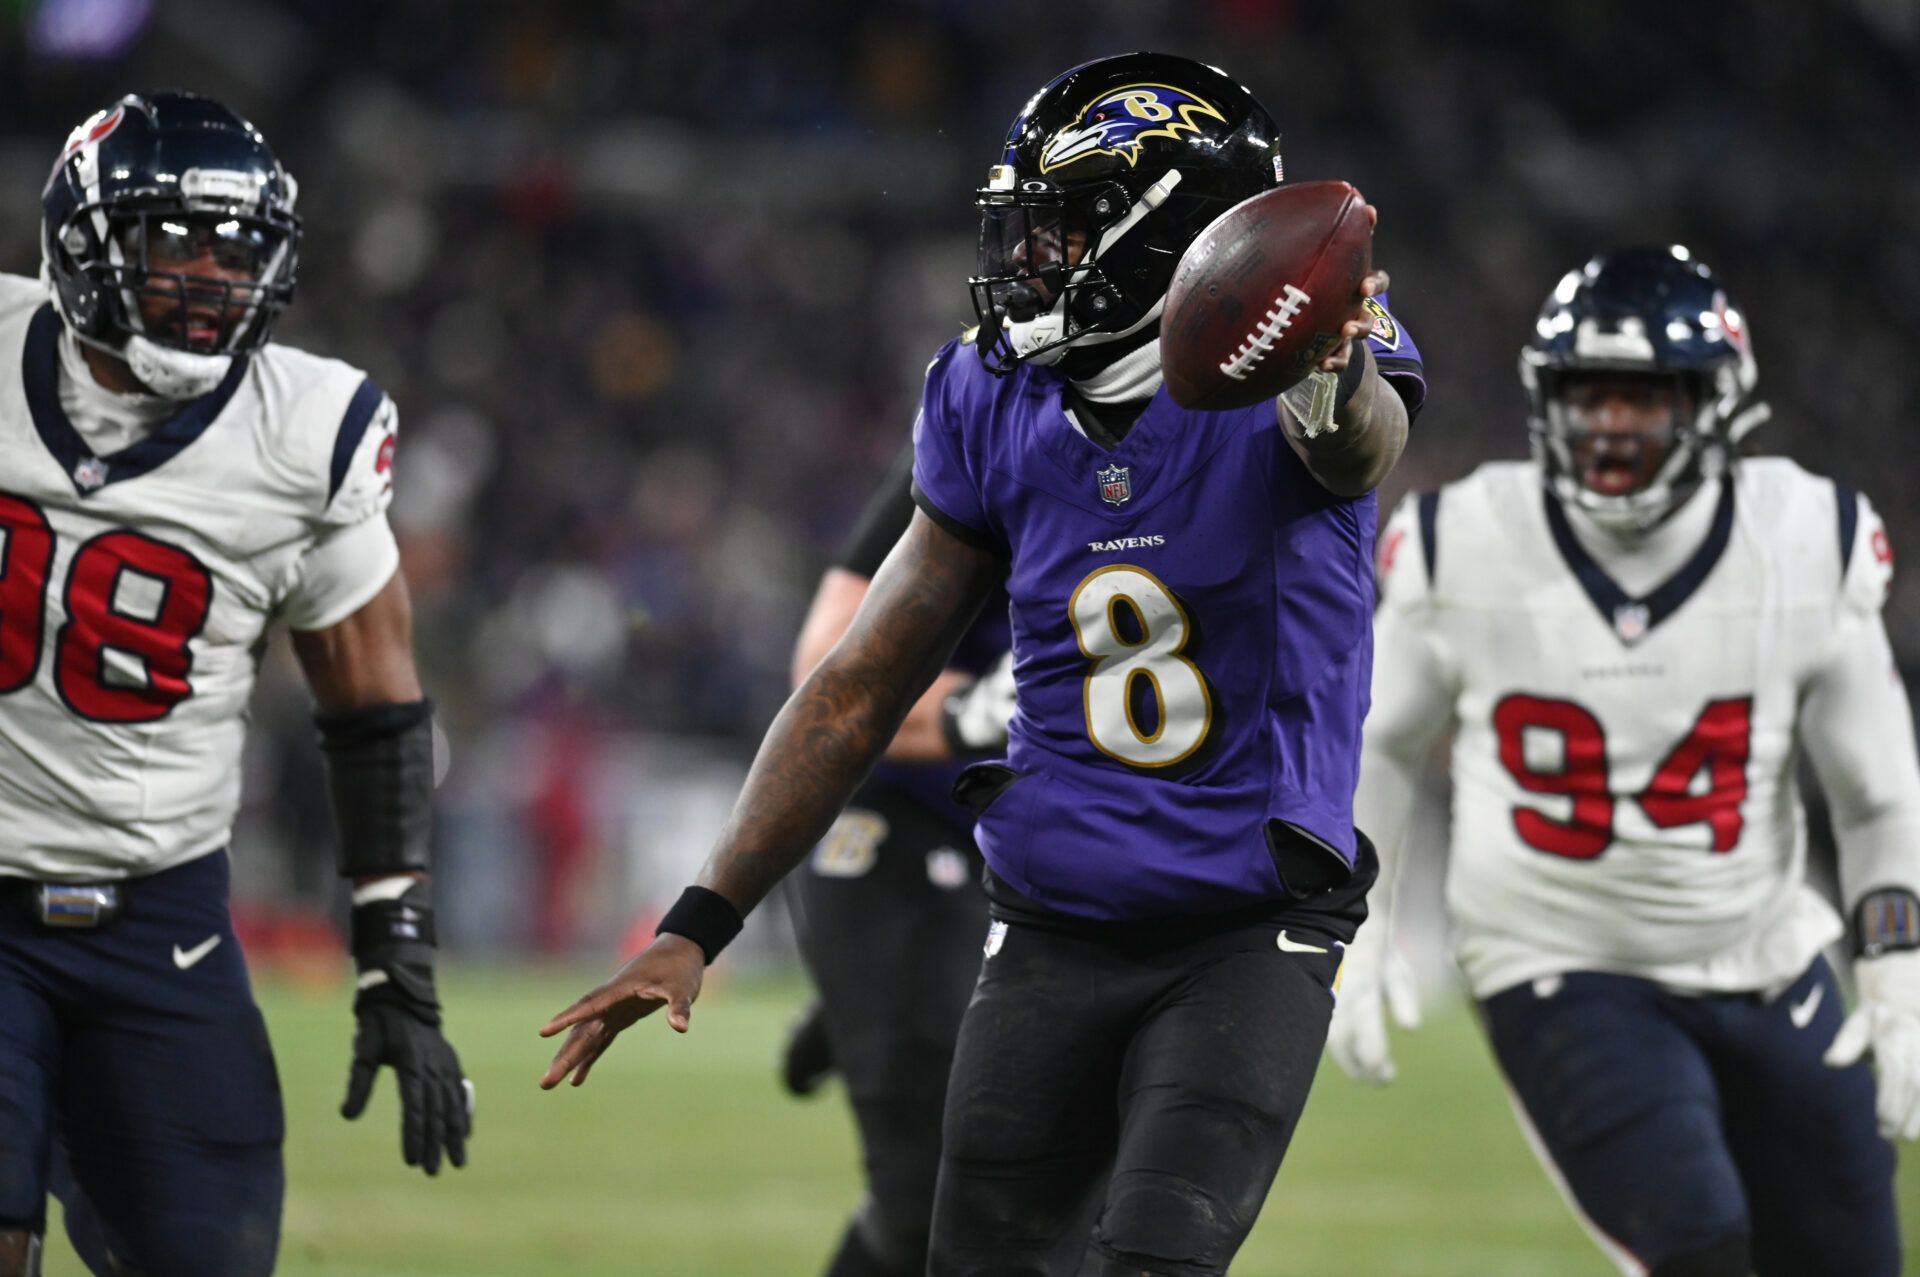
left=0, top=0, right=1915, bottom=955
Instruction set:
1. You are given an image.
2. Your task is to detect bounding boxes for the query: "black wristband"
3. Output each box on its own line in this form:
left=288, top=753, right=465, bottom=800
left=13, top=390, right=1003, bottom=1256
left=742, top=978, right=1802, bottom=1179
left=1334, top=338, right=1370, bottom=412
left=657, top=886, right=744, bottom=965
left=1853, top=887, right=1920, bottom=959
left=351, top=896, right=438, bottom=954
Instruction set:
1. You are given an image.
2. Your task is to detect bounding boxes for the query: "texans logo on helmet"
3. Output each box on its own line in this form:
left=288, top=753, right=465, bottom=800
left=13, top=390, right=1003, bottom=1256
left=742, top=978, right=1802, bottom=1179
left=1712, top=291, right=1749, bottom=354
left=1039, top=84, right=1226, bottom=174
left=47, top=105, right=124, bottom=188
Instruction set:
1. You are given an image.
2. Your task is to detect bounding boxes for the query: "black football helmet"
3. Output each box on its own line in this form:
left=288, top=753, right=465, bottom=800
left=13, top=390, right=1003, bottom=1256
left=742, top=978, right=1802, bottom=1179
left=1520, top=245, right=1767, bottom=532
left=42, top=91, right=299, bottom=395
left=969, top=53, right=1283, bottom=376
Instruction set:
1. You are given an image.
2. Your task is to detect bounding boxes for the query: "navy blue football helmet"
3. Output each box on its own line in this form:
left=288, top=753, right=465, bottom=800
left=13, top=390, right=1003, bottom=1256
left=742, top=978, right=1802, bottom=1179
left=1520, top=245, right=1767, bottom=531
left=42, top=91, right=299, bottom=394
left=970, top=53, right=1283, bottom=376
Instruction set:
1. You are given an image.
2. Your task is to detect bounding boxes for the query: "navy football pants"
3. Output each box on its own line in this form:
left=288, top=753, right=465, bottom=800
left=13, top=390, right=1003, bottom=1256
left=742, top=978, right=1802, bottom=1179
left=0, top=852, right=283, bottom=1276
left=790, top=780, right=988, bottom=1275
left=1481, top=959, right=1899, bottom=1276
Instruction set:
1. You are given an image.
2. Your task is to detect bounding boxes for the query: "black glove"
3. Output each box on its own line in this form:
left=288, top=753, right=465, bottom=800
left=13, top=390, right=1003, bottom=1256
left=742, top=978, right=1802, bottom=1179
left=341, top=884, right=472, bottom=1174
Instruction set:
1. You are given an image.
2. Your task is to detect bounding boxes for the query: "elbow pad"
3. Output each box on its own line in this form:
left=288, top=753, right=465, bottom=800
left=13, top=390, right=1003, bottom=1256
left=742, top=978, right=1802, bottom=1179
left=318, top=699, right=436, bottom=879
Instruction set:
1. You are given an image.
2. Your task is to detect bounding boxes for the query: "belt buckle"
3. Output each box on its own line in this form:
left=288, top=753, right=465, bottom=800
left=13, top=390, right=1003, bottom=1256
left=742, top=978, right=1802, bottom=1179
left=34, top=883, right=122, bottom=928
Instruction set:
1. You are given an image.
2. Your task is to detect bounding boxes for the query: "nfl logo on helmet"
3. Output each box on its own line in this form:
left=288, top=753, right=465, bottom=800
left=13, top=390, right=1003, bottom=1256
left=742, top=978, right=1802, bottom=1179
left=1097, top=463, right=1132, bottom=507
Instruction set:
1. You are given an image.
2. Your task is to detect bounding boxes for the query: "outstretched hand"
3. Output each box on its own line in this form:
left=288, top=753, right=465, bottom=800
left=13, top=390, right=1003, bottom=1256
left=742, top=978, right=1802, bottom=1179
left=538, top=933, right=707, bottom=1089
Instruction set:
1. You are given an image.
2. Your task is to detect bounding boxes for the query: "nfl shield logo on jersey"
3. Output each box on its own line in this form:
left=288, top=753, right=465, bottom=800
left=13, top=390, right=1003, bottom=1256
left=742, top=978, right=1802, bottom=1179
left=1097, top=463, right=1132, bottom=507
left=1613, top=602, right=1650, bottom=643
left=73, top=457, right=108, bottom=490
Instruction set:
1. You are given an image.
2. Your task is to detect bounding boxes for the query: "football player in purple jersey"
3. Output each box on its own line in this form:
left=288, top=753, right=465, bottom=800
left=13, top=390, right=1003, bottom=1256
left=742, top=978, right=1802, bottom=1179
left=542, top=53, right=1424, bottom=1273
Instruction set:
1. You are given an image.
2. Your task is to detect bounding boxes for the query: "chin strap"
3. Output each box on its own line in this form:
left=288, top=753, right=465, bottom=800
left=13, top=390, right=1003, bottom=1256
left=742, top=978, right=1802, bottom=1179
left=123, top=334, right=232, bottom=399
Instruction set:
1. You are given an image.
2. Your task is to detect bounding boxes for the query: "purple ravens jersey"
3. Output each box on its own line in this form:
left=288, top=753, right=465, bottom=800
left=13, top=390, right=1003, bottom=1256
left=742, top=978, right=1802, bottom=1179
left=912, top=305, right=1422, bottom=921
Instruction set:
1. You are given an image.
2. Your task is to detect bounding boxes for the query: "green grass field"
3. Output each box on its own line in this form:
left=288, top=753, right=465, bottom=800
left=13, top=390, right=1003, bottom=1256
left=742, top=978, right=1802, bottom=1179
left=41, top=967, right=1920, bottom=1275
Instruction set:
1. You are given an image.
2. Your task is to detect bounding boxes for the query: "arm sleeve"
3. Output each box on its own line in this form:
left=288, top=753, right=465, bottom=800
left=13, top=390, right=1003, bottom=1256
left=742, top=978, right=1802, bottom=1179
left=1800, top=495, right=1920, bottom=910
left=1355, top=496, right=1458, bottom=931
left=835, top=440, right=918, bottom=578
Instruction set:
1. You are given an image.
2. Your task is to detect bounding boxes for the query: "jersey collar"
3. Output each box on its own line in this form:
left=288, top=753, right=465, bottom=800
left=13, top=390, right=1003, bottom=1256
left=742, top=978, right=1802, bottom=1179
left=22, top=304, right=248, bottom=496
left=1544, top=478, right=1736, bottom=645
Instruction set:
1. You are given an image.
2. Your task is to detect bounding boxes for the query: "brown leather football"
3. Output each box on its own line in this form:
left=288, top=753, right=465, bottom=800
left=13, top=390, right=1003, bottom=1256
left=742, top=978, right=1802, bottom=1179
left=1161, top=181, right=1372, bottom=411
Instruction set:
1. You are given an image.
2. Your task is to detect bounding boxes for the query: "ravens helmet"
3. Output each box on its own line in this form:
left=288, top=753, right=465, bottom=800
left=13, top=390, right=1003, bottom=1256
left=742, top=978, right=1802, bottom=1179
left=42, top=91, right=300, bottom=398
left=1520, top=245, right=1768, bottom=532
left=969, top=53, right=1283, bottom=376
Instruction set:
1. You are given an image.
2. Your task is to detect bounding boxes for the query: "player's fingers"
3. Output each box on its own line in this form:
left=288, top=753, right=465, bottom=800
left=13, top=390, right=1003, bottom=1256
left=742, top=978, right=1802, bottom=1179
left=538, top=988, right=618, bottom=1037
left=419, top=1075, right=446, bottom=1177
left=340, top=1058, right=377, bottom=1120
left=1823, top=1009, right=1873, bottom=1068
left=1362, top=269, right=1391, bottom=296
left=1883, top=1071, right=1920, bottom=1142
left=1896, top=1081, right=1920, bottom=1142
left=1329, top=996, right=1390, bottom=1084
left=539, top=1021, right=605, bottom=1089
left=399, top=1071, right=427, bottom=1167
left=666, top=986, right=695, bottom=1033
left=1384, top=956, right=1424, bottom=1031
left=571, top=1040, right=607, bottom=1087
left=1316, top=342, right=1353, bottom=375
left=443, top=1077, right=469, bottom=1169
left=1357, top=1012, right=1396, bottom=1085
left=461, top=1077, right=477, bottom=1135
left=1875, top=1041, right=1920, bottom=1140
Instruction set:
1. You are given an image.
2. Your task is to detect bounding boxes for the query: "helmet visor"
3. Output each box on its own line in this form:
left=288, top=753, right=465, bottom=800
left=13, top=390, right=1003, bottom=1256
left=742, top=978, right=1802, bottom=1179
left=973, top=194, right=1087, bottom=318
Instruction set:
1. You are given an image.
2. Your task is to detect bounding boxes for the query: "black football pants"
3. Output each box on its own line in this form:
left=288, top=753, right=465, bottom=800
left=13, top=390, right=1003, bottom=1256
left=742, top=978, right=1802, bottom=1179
left=927, top=885, right=1355, bottom=1275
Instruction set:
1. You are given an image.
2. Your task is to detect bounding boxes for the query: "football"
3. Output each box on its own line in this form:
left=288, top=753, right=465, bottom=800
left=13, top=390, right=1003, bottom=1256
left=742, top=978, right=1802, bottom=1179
left=1161, top=181, right=1373, bottom=411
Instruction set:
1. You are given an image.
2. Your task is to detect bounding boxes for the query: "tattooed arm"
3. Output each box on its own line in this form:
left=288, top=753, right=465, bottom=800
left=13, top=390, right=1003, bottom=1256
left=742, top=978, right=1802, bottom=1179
left=538, top=511, right=1001, bottom=1087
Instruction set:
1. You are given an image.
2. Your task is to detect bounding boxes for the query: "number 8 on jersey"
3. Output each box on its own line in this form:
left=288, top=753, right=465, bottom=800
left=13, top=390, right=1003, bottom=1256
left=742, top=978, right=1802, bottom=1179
left=1068, top=564, right=1213, bottom=768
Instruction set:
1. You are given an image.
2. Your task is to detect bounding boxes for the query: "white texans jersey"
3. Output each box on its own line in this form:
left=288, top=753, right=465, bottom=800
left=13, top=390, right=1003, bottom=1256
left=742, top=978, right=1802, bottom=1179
left=0, top=273, right=400, bottom=880
left=1367, top=457, right=1913, bottom=998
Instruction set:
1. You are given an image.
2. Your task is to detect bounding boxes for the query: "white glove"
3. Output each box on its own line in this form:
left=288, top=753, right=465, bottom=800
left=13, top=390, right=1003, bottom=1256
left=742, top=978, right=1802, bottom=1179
left=1824, top=949, right=1920, bottom=1141
left=942, top=650, right=1017, bottom=753
left=1327, top=921, right=1423, bottom=1086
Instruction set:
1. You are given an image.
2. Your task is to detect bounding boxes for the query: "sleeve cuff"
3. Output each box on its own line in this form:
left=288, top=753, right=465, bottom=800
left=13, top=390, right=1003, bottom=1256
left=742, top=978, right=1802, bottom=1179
left=1375, top=358, right=1427, bottom=421
left=910, top=480, right=1005, bottom=555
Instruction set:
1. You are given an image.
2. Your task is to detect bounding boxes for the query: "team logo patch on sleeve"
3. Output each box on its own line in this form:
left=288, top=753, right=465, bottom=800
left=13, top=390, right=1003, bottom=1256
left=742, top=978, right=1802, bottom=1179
left=1097, top=463, right=1133, bottom=507
left=1363, top=297, right=1400, bottom=352
left=1039, top=84, right=1226, bottom=173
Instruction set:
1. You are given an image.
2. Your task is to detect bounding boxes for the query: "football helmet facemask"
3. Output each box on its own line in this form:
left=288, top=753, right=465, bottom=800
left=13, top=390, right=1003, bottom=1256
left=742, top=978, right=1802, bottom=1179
left=1521, top=245, right=1767, bottom=534
left=42, top=91, right=300, bottom=399
left=970, top=53, right=1283, bottom=376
